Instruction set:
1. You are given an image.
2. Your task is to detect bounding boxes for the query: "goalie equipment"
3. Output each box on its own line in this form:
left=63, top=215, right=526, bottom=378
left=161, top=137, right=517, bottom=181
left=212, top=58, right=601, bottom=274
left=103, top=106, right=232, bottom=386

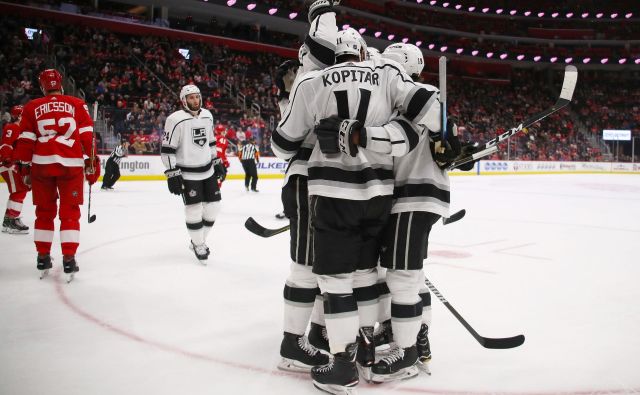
left=382, top=43, right=424, bottom=79
left=179, top=84, right=202, bottom=112
left=306, top=0, right=340, bottom=23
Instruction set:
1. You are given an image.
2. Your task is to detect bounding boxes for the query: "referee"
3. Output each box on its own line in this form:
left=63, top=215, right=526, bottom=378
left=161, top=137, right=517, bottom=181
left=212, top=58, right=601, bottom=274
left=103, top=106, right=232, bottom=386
left=101, top=141, right=129, bottom=191
left=239, top=137, right=260, bottom=192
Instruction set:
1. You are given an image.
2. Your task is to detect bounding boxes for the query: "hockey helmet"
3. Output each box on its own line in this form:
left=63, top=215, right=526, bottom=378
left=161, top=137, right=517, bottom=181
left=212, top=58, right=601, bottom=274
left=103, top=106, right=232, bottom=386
left=366, top=47, right=381, bottom=60
left=180, top=84, right=202, bottom=112
left=336, top=28, right=367, bottom=61
left=10, top=105, right=24, bottom=119
left=38, top=69, right=63, bottom=94
left=382, top=43, right=424, bottom=78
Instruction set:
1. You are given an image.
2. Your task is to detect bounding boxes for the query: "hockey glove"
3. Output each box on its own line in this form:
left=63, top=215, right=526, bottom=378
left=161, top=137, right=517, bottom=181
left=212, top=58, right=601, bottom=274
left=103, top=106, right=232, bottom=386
left=275, top=60, right=300, bottom=101
left=213, top=158, right=227, bottom=182
left=0, top=145, right=13, bottom=167
left=314, top=116, right=362, bottom=157
left=17, top=161, right=31, bottom=187
left=165, top=168, right=184, bottom=195
left=452, top=142, right=480, bottom=171
left=84, top=156, right=101, bottom=185
left=430, top=119, right=462, bottom=169
left=306, top=0, right=340, bottom=23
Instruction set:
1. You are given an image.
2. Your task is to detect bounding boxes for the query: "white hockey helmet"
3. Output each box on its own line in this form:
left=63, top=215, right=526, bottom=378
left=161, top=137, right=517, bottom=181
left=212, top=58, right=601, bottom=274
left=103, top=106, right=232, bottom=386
left=382, top=43, right=424, bottom=78
left=180, top=84, right=202, bottom=112
left=366, top=47, right=381, bottom=60
left=336, top=28, right=367, bottom=61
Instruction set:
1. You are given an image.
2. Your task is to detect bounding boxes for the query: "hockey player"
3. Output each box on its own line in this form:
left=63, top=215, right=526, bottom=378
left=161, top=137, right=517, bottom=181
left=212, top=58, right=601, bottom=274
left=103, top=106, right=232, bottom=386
left=161, top=84, right=226, bottom=263
left=0, top=105, right=30, bottom=234
left=13, top=69, right=101, bottom=280
left=276, top=0, right=339, bottom=374
left=271, top=28, right=443, bottom=394
left=214, top=128, right=229, bottom=188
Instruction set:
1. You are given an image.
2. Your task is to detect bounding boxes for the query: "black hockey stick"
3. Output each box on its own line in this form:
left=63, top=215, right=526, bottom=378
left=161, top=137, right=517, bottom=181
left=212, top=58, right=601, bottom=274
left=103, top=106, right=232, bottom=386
left=245, top=217, right=289, bottom=237
left=424, top=278, right=525, bottom=349
left=448, top=65, right=578, bottom=170
left=442, top=209, right=465, bottom=225
left=87, top=102, right=98, bottom=224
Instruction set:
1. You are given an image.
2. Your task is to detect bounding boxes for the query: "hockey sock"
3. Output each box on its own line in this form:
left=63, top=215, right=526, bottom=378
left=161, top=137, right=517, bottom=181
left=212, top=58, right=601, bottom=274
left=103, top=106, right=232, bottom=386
left=318, top=274, right=359, bottom=354
left=353, top=268, right=379, bottom=327
left=387, top=270, right=423, bottom=348
left=310, top=290, right=326, bottom=326
left=34, top=203, right=56, bottom=255
left=59, top=204, right=81, bottom=256
left=6, top=190, right=27, bottom=218
left=185, top=203, right=205, bottom=245
left=202, top=201, right=221, bottom=240
left=283, top=263, right=318, bottom=335
left=418, top=272, right=433, bottom=327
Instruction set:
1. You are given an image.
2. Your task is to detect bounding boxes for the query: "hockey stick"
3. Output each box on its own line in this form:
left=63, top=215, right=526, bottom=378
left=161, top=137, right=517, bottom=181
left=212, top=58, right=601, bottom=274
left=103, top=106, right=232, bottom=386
left=424, top=278, right=525, bottom=349
left=87, top=102, right=98, bottom=224
left=245, top=217, right=290, bottom=237
left=439, top=56, right=447, bottom=140
left=442, top=209, right=465, bottom=225
left=448, top=65, right=578, bottom=170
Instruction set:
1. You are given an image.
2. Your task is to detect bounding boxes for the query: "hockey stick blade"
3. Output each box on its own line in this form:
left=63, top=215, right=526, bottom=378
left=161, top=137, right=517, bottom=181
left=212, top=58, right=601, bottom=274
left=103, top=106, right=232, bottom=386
left=425, top=279, right=525, bottom=349
left=88, top=214, right=96, bottom=223
left=244, top=217, right=290, bottom=238
left=448, top=65, right=578, bottom=170
left=442, top=209, right=466, bottom=225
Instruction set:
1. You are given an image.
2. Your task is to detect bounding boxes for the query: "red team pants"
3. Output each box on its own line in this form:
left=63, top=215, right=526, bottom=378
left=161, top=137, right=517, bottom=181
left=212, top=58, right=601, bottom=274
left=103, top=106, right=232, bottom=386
left=1, top=167, right=30, bottom=218
left=31, top=164, right=84, bottom=257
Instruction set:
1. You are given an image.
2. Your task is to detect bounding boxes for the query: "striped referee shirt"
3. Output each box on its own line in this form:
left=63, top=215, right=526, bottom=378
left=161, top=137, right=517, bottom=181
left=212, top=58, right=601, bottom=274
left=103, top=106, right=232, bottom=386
left=239, top=143, right=259, bottom=161
left=108, top=145, right=126, bottom=164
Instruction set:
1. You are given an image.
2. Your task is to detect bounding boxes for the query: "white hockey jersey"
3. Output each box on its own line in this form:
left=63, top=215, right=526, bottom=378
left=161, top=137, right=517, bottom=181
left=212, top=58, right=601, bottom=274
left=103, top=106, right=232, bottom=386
left=272, top=57, right=441, bottom=201
left=278, top=12, right=338, bottom=185
left=161, top=109, right=216, bottom=181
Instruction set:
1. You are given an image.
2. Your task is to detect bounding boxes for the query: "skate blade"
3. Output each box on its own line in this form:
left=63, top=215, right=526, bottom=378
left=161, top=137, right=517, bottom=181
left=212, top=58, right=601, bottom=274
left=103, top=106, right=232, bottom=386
left=66, top=273, right=75, bottom=283
left=370, top=365, right=420, bottom=384
left=277, top=358, right=313, bottom=373
left=356, top=364, right=372, bottom=383
left=4, top=228, right=28, bottom=235
left=418, top=356, right=432, bottom=375
left=312, top=381, right=358, bottom=395
left=39, top=269, right=49, bottom=279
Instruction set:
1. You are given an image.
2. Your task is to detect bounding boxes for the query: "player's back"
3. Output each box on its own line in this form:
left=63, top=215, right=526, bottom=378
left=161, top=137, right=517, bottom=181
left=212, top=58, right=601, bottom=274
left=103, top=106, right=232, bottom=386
left=2, top=122, right=21, bottom=147
left=20, top=94, right=93, bottom=167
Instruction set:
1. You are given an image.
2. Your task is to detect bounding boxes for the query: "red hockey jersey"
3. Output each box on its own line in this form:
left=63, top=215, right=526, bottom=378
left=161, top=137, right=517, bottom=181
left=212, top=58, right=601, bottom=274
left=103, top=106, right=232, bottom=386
left=14, top=95, right=95, bottom=167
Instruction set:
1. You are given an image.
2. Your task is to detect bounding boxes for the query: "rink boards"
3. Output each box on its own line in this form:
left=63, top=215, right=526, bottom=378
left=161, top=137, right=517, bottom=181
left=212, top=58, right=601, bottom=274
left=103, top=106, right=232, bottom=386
left=3, top=156, right=640, bottom=183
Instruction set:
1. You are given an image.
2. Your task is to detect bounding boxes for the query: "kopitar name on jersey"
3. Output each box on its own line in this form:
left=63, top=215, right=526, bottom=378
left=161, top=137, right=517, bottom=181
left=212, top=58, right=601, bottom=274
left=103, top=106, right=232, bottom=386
left=322, top=69, right=380, bottom=87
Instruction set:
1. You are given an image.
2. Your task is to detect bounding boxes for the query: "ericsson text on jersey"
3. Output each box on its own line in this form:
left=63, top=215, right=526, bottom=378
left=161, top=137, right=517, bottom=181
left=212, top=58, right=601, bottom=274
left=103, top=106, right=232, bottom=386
left=322, top=70, right=380, bottom=87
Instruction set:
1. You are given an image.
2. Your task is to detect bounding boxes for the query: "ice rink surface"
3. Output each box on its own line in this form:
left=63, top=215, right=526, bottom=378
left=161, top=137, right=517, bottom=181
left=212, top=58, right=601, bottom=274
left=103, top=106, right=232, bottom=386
left=1, top=174, right=640, bottom=395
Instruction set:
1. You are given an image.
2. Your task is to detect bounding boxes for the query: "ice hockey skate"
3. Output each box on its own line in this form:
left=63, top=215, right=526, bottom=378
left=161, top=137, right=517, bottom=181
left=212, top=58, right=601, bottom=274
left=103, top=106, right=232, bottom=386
left=370, top=344, right=420, bottom=383
left=62, top=256, right=79, bottom=283
left=278, top=332, right=329, bottom=373
left=2, top=216, right=29, bottom=234
left=189, top=241, right=209, bottom=264
left=311, top=342, right=359, bottom=395
left=308, top=323, right=330, bottom=353
left=275, top=211, right=286, bottom=220
left=37, top=254, right=52, bottom=279
left=416, top=323, right=432, bottom=374
left=373, top=320, right=393, bottom=349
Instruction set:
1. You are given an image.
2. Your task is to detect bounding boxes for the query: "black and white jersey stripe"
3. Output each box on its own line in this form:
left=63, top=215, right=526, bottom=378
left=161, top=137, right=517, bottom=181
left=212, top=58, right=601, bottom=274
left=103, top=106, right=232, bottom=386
left=239, top=143, right=258, bottom=160
left=108, top=145, right=125, bottom=164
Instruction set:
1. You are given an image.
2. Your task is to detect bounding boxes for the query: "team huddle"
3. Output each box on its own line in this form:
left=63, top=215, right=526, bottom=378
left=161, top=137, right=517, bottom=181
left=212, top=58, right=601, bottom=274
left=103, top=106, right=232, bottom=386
left=269, top=0, right=475, bottom=394
left=1, top=0, right=478, bottom=392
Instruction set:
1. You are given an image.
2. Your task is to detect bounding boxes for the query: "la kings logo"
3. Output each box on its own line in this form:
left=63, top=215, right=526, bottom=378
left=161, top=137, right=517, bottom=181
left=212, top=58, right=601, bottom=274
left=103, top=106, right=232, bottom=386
left=192, top=127, right=207, bottom=147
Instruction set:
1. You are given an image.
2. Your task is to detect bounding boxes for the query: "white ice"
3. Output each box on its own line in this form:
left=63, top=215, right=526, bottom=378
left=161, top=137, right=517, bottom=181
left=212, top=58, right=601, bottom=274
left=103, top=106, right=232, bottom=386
left=1, top=174, right=640, bottom=395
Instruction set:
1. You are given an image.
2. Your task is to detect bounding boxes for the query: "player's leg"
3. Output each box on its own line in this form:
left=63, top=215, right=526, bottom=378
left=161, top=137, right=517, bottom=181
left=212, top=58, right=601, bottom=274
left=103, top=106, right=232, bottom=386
left=250, top=161, right=258, bottom=191
left=57, top=167, right=84, bottom=275
left=310, top=196, right=362, bottom=392
left=182, top=178, right=208, bottom=261
left=111, top=160, right=121, bottom=188
left=373, top=268, right=393, bottom=347
left=279, top=175, right=328, bottom=372
left=241, top=160, right=250, bottom=191
left=201, top=175, right=221, bottom=249
left=30, top=167, right=58, bottom=272
left=1, top=169, right=29, bottom=234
